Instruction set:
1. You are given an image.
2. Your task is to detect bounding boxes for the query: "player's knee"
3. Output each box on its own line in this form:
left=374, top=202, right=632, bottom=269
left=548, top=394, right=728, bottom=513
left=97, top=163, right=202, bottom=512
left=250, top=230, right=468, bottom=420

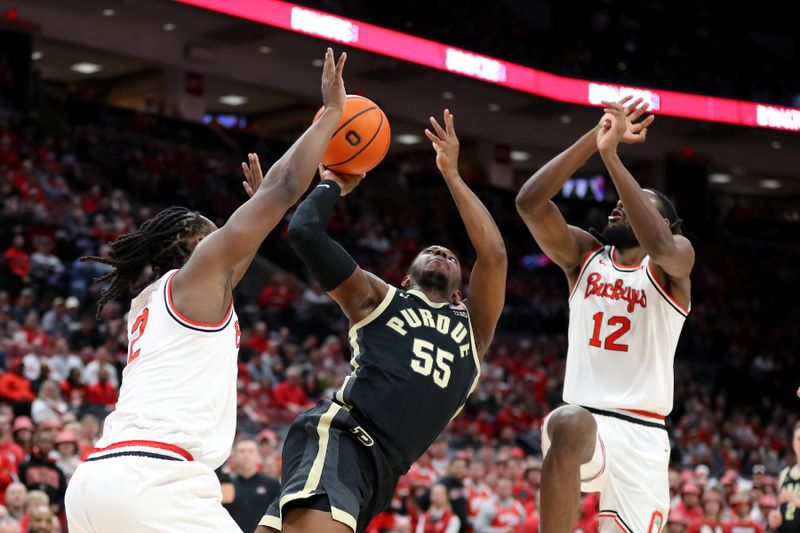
left=546, top=405, right=596, bottom=460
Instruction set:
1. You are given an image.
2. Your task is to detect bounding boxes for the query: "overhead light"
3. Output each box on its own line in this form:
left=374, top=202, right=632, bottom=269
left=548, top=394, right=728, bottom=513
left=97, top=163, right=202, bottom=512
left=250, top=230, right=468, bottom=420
left=708, top=173, right=732, bottom=184
left=258, top=46, right=272, bottom=54
left=70, top=62, right=102, bottom=75
left=31, top=51, right=43, bottom=61
left=102, top=8, right=115, bottom=16
left=395, top=134, right=422, bottom=145
left=510, top=150, right=530, bottom=162
left=560, top=115, right=573, bottom=124
left=311, top=58, right=325, bottom=67
left=759, top=179, right=781, bottom=189
left=441, top=91, right=455, bottom=100
left=488, top=103, right=501, bottom=112
left=163, top=23, right=176, bottom=31
left=771, top=140, right=782, bottom=150
left=219, top=95, right=247, bottom=106
left=617, top=61, right=627, bottom=71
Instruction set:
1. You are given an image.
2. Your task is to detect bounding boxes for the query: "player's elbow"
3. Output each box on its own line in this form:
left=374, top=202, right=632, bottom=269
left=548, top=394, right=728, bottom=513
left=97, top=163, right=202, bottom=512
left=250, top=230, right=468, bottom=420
left=287, top=221, right=316, bottom=250
left=482, top=241, right=508, bottom=268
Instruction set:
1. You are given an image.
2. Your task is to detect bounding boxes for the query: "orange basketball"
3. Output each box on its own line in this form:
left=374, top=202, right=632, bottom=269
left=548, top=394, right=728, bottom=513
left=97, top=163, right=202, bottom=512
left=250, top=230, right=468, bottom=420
left=314, top=95, right=391, bottom=175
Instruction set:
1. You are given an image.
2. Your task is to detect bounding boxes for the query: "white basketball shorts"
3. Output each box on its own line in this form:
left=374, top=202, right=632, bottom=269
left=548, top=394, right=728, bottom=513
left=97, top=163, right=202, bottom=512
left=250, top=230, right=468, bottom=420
left=542, top=407, right=671, bottom=533
left=65, top=441, right=242, bottom=533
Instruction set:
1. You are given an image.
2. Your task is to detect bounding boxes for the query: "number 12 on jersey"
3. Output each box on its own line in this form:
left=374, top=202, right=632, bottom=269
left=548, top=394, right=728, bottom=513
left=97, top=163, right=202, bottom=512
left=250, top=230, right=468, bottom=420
left=589, top=312, right=630, bottom=352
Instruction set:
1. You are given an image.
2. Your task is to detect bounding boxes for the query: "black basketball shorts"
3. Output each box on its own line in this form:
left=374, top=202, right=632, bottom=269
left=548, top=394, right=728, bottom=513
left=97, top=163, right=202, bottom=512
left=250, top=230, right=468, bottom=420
left=259, top=399, right=400, bottom=533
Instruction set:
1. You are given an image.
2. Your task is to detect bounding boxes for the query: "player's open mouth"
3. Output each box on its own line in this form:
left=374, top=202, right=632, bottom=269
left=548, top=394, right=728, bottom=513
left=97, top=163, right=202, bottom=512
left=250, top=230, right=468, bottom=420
left=608, top=209, right=624, bottom=222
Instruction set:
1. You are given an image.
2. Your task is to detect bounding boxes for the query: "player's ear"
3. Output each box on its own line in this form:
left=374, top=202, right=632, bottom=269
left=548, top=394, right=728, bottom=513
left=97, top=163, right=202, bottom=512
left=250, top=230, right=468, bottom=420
left=451, top=289, right=463, bottom=304
left=401, top=275, right=412, bottom=290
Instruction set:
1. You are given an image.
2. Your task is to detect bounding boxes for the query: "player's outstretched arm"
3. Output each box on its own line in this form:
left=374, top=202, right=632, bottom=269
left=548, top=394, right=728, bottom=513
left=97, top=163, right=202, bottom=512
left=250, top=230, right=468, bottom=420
left=172, top=48, right=346, bottom=320
left=287, top=166, right=389, bottom=325
left=425, top=110, right=506, bottom=358
left=596, top=100, right=694, bottom=279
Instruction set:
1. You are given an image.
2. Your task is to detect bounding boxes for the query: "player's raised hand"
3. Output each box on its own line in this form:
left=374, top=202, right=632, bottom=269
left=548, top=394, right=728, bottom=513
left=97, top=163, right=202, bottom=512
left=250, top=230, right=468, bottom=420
left=240, top=153, right=264, bottom=197
left=596, top=100, right=630, bottom=153
left=619, top=96, right=655, bottom=144
left=425, top=109, right=460, bottom=178
left=319, top=164, right=365, bottom=197
left=321, top=47, right=347, bottom=112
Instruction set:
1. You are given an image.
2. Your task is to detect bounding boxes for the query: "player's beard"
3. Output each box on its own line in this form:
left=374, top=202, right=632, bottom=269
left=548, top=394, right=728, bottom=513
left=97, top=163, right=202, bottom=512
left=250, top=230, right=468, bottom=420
left=417, top=269, right=449, bottom=292
left=601, top=223, right=639, bottom=249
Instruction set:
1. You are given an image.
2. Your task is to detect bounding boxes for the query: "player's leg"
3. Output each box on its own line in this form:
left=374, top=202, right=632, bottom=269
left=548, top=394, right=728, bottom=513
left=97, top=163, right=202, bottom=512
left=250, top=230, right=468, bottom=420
left=540, top=405, right=598, bottom=533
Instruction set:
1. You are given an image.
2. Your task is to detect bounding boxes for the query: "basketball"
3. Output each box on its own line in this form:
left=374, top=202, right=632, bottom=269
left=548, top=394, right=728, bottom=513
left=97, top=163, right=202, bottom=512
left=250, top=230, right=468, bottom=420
left=314, top=95, right=391, bottom=175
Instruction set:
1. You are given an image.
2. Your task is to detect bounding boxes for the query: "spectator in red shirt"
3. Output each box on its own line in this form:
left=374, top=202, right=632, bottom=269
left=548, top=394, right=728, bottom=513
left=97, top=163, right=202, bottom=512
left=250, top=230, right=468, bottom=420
left=272, top=366, right=310, bottom=413
left=0, top=359, right=35, bottom=403
left=84, top=368, right=117, bottom=410
left=2, top=235, right=30, bottom=295
left=723, top=492, right=762, bottom=533
left=417, top=484, right=461, bottom=533
left=672, top=483, right=704, bottom=524
left=688, top=489, right=724, bottom=533
left=60, top=368, right=85, bottom=406
left=0, top=414, right=23, bottom=505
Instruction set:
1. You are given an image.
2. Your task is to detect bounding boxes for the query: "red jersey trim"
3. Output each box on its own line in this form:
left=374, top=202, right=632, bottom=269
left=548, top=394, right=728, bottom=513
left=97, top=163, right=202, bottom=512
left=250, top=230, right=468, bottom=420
left=645, top=262, right=690, bottom=317
left=165, top=270, right=234, bottom=329
left=88, top=440, right=194, bottom=461
left=621, top=408, right=666, bottom=422
left=569, top=246, right=604, bottom=300
left=610, top=247, right=643, bottom=271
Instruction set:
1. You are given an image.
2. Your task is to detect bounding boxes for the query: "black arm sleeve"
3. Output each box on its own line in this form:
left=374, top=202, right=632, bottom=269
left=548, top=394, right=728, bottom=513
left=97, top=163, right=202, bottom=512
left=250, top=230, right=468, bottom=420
left=287, top=180, right=358, bottom=291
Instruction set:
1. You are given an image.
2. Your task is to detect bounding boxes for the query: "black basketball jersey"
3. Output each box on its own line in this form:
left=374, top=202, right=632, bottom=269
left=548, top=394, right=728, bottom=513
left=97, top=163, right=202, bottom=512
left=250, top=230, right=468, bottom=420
left=778, top=466, right=800, bottom=533
left=334, top=286, right=480, bottom=472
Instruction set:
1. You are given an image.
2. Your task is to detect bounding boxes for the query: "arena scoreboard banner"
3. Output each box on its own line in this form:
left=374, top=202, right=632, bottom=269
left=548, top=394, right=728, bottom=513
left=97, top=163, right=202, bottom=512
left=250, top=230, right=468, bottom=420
left=176, top=0, right=800, bottom=132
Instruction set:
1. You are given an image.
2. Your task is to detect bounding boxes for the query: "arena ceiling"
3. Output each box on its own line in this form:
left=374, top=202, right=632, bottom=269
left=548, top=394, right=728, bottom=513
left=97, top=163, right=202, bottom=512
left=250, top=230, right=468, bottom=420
left=4, top=0, right=799, bottom=196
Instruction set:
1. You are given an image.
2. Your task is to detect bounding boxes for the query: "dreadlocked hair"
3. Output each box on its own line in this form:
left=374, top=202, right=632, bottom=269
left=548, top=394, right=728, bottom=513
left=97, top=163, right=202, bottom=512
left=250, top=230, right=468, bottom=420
left=589, top=189, right=683, bottom=245
left=81, top=206, right=208, bottom=318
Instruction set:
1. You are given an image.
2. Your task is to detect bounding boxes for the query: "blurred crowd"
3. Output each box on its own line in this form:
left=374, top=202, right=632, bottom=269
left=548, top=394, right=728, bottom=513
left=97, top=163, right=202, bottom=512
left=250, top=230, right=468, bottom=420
left=0, top=89, right=798, bottom=533
left=299, top=0, right=800, bottom=107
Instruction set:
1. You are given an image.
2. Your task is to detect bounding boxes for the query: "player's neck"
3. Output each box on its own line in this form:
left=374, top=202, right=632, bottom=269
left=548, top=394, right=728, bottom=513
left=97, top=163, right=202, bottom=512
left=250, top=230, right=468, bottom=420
left=612, top=245, right=646, bottom=266
left=411, top=285, right=452, bottom=304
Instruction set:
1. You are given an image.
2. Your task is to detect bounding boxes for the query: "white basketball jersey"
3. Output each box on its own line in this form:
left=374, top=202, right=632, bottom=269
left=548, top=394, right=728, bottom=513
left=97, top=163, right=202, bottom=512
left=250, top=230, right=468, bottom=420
left=96, top=269, right=240, bottom=469
left=563, top=246, right=689, bottom=416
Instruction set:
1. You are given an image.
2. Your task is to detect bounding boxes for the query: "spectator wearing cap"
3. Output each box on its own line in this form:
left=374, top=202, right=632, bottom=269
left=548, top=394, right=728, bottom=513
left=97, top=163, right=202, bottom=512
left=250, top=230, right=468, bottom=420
left=11, top=416, right=34, bottom=455
left=474, top=477, right=526, bottom=533
left=40, top=299, right=71, bottom=338
left=0, top=358, right=35, bottom=406
left=668, top=513, right=691, bottom=533
left=30, top=380, right=66, bottom=427
left=4, top=482, right=26, bottom=522
left=724, top=492, right=763, bottom=533
left=688, top=488, right=724, bottom=533
left=53, top=429, right=80, bottom=481
left=18, top=431, right=67, bottom=512
left=222, top=437, right=279, bottom=533
left=673, top=483, right=704, bottom=524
